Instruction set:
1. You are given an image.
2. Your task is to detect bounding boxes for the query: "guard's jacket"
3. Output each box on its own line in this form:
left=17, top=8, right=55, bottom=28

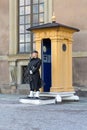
left=24, top=57, right=42, bottom=90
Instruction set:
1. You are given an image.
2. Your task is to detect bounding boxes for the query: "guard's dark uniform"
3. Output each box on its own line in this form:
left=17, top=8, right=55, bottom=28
left=24, top=58, right=41, bottom=91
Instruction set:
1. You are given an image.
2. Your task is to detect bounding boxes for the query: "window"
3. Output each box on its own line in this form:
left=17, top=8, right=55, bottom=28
left=22, top=66, right=27, bottom=84
left=62, top=44, right=67, bottom=52
left=18, top=0, right=44, bottom=53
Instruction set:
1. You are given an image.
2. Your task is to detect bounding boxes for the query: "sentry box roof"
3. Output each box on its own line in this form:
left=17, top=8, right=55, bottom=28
left=27, top=22, right=80, bottom=32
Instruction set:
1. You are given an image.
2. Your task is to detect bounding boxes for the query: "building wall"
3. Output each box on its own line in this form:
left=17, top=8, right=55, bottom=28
left=0, top=0, right=9, bottom=54
left=54, top=0, right=87, bottom=91
left=0, top=0, right=87, bottom=94
left=54, top=0, right=87, bottom=29
left=54, top=0, right=87, bottom=51
left=73, top=58, right=87, bottom=87
left=8, top=0, right=53, bottom=94
left=0, top=0, right=9, bottom=90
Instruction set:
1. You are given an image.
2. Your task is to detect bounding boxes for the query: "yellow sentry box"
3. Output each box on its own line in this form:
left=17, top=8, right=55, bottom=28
left=27, top=22, right=79, bottom=102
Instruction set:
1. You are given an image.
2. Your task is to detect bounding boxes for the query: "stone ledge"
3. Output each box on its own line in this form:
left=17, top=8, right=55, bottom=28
left=76, top=90, right=87, bottom=97
left=16, top=85, right=30, bottom=95
left=8, top=54, right=31, bottom=62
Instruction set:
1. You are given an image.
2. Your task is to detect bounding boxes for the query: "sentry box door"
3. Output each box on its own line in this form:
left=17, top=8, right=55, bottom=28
left=41, top=39, right=52, bottom=92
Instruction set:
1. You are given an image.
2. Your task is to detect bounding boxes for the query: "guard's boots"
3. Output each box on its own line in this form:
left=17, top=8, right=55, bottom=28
left=28, top=91, right=34, bottom=98
left=34, top=91, right=40, bottom=99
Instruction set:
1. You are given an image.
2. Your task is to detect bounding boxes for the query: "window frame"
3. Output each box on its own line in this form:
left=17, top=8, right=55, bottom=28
left=18, top=0, right=44, bottom=54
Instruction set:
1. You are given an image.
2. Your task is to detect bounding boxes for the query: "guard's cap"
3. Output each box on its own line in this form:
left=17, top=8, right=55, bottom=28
left=31, top=50, right=38, bottom=54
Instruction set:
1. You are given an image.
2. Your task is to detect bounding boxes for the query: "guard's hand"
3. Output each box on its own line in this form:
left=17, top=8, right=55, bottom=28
left=30, top=70, right=33, bottom=74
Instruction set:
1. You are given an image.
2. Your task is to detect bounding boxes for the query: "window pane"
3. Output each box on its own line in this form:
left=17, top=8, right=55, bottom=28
left=22, top=66, right=27, bottom=84
left=33, top=34, right=35, bottom=42
left=25, top=24, right=30, bottom=33
left=20, top=35, right=24, bottom=42
left=25, top=43, right=31, bottom=52
left=33, top=42, right=36, bottom=50
left=39, top=0, right=44, bottom=3
left=33, top=0, right=38, bottom=4
left=33, top=4, right=38, bottom=13
left=39, top=22, right=44, bottom=25
left=25, top=34, right=31, bottom=42
left=25, top=15, right=30, bottom=24
left=20, top=7, right=24, bottom=15
left=33, top=23, right=39, bottom=26
left=19, top=16, right=25, bottom=24
left=39, top=4, right=44, bottom=12
left=19, top=0, right=24, bottom=6
left=19, top=44, right=25, bottom=53
left=39, top=13, right=44, bottom=22
left=19, top=25, right=25, bottom=33
left=25, top=0, right=31, bottom=5
left=33, top=14, right=38, bottom=23
left=25, top=6, right=31, bottom=14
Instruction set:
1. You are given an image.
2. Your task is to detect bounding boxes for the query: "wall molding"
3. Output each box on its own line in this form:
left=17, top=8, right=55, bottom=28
left=0, top=55, right=8, bottom=61
left=73, top=52, right=87, bottom=58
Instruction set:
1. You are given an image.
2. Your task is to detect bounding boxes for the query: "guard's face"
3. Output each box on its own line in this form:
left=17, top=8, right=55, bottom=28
left=32, top=52, right=38, bottom=58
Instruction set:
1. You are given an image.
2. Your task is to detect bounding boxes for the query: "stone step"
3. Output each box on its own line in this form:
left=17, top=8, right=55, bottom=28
left=19, top=97, right=55, bottom=105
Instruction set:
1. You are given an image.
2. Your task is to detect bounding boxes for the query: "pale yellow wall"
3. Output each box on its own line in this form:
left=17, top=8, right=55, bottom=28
left=54, top=0, right=87, bottom=52
left=0, top=0, right=9, bottom=85
left=9, top=0, right=18, bottom=55
left=54, top=0, right=87, bottom=29
left=0, top=0, right=9, bottom=55
left=44, top=0, right=53, bottom=23
left=53, top=0, right=87, bottom=89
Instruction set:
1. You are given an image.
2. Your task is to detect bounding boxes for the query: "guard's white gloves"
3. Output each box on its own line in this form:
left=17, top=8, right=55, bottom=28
left=30, top=70, right=33, bottom=74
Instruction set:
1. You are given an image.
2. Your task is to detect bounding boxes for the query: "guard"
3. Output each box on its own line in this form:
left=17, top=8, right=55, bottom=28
left=24, top=51, right=41, bottom=99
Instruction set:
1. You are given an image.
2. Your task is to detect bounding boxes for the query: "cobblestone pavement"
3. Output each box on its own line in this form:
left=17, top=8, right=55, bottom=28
left=0, top=94, right=87, bottom=130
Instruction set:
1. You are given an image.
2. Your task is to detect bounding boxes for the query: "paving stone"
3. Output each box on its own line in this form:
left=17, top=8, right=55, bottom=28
left=0, top=94, right=87, bottom=130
